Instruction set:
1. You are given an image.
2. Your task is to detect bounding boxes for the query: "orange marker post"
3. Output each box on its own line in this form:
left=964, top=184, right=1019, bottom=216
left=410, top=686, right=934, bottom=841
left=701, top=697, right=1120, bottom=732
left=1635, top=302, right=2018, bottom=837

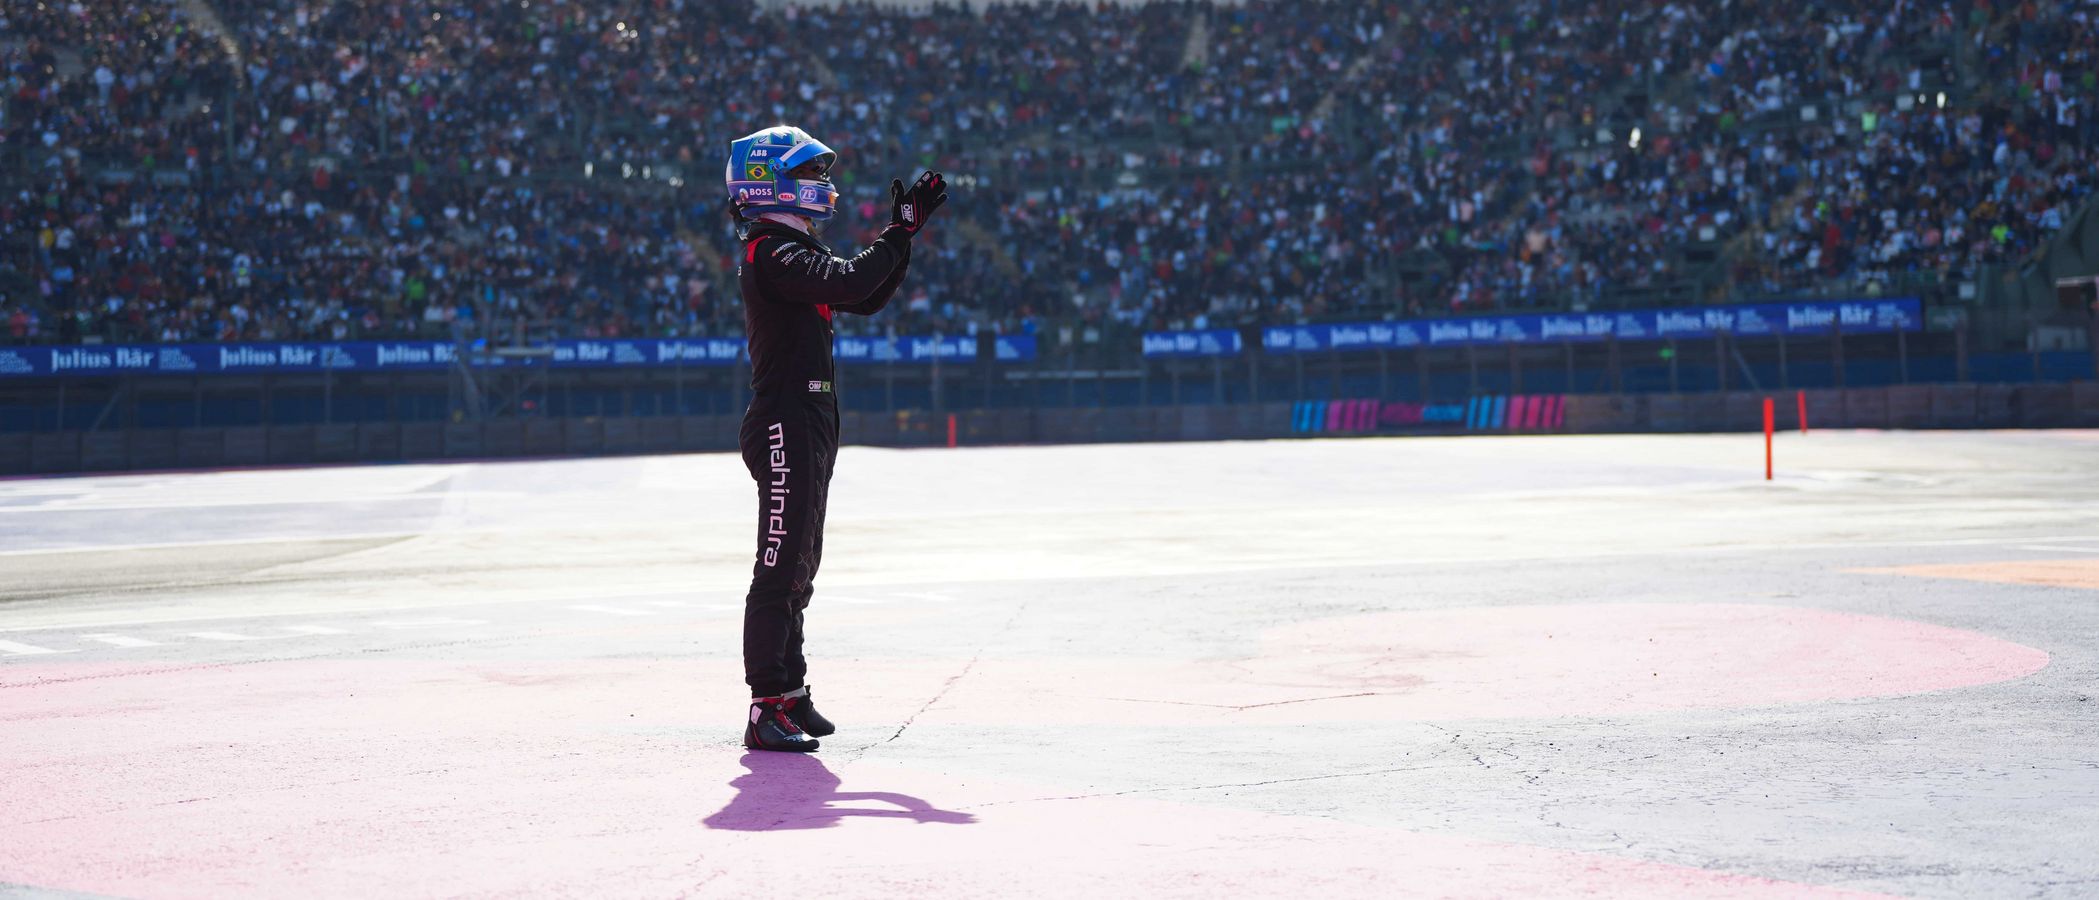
left=946, top=413, right=958, bottom=448
left=1796, top=389, right=1808, bottom=435
left=1763, top=396, right=1775, bottom=481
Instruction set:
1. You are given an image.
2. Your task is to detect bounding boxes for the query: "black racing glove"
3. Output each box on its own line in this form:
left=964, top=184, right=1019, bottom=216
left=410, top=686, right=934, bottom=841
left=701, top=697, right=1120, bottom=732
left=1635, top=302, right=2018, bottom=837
left=889, top=170, right=948, bottom=235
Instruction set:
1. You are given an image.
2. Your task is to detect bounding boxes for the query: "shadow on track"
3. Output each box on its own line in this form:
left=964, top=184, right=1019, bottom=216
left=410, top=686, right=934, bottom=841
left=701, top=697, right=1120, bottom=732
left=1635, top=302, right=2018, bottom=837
left=704, top=751, right=977, bottom=831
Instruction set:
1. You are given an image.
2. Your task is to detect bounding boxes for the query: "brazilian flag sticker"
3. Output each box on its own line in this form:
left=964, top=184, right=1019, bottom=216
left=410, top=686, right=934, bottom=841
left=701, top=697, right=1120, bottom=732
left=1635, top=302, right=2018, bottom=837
left=745, top=162, right=770, bottom=180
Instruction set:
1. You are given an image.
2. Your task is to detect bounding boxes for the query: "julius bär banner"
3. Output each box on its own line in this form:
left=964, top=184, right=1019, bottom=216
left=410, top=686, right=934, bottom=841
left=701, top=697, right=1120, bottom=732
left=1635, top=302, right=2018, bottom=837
left=0, top=335, right=1040, bottom=378
left=1139, top=298, right=1923, bottom=358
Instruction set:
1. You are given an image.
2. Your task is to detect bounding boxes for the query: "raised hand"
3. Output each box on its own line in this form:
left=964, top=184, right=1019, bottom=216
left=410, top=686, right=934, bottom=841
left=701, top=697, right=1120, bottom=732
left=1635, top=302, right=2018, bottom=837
left=890, top=171, right=948, bottom=235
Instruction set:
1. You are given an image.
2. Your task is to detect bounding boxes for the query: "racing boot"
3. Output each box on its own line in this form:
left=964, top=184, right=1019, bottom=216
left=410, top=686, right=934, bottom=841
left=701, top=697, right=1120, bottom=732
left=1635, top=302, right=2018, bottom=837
left=782, top=685, right=835, bottom=737
left=745, top=696, right=820, bottom=752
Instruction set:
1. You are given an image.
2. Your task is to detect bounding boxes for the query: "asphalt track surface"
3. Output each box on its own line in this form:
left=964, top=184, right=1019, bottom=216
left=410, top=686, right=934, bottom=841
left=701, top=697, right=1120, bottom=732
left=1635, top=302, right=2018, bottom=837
left=2, top=430, right=2097, bottom=898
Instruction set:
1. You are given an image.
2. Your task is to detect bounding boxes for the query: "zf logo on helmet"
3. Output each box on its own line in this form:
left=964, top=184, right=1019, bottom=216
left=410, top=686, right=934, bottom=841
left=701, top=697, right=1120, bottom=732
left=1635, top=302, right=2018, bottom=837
left=799, top=187, right=821, bottom=203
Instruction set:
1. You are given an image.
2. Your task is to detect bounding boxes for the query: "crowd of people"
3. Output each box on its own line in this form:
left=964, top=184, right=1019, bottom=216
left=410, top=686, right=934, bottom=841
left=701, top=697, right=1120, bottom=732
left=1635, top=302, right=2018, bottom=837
left=1239, top=0, right=2090, bottom=315
left=3, top=0, right=2094, bottom=347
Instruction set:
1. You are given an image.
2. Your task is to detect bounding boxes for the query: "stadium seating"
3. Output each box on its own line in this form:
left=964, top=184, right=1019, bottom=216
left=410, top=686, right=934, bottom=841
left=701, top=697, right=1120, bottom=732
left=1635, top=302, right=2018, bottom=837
left=3, top=0, right=2092, bottom=346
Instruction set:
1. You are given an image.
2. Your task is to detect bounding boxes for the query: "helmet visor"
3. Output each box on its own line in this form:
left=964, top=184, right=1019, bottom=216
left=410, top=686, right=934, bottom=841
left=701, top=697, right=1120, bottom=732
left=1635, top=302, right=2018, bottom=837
left=777, top=137, right=837, bottom=179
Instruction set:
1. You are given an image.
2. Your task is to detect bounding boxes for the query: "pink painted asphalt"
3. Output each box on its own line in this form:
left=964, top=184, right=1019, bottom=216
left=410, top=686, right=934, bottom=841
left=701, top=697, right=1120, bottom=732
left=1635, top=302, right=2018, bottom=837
left=914, top=603, right=2051, bottom=725
left=0, top=603, right=2045, bottom=896
left=6, top=750, right=1899, bottom=898
left=6, top=661, right=1901, bottom=899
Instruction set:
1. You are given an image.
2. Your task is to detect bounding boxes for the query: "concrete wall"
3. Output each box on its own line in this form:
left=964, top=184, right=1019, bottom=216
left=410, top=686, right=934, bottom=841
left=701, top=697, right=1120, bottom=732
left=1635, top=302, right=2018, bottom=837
left=4, top=383, right=2097, bottom=476
left=1556, top=382, right=2099, bottom=433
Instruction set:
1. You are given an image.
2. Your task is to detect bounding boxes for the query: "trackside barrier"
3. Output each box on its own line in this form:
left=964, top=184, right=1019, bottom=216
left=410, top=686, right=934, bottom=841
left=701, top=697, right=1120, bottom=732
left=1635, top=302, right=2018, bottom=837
left=1930, top=385, right=1977, bottom=428
left=1887, top=386, right=1933, bottom=429
left=1464, top=395, right=1568, bottom=433
left=3, top=383, right=2093, bottom=474
left=2078, top=382, right=2099, bottom=426
left=1466, top=396, right=1506, bottom=430
left=1801, top=390, right=1844, bottom=430
left=1379, top=401, right=1469, bottom=429
left=1562, top=395, right=1642, bottom=431
left=1338, top=399, right=1380, bottom=432
left=1291, top=401, right=1320, bottom=434
left=1293, top=400, right=1383, bottom=434
left=1510, top=395, right=1567, bottom=432
left=1721, top=393, right=1771, bottom=431
left=1295, top=398, right=1457, bottom=435
left=1291, top=396, right=1566, bottom=436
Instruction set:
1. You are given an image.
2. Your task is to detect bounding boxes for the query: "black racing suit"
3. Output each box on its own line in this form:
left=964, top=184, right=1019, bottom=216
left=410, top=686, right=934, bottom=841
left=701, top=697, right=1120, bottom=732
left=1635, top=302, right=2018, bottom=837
left=737, top=219, right=913, bottom=698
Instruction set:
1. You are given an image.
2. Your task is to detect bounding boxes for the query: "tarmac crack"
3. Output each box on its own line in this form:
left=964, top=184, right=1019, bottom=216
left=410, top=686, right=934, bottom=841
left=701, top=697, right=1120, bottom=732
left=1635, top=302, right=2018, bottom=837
left=852, top=598, right=1032, bottom=756
left=1424, top=723, right=1523, bottom=771
left=877, top=653, right=981, bottom=747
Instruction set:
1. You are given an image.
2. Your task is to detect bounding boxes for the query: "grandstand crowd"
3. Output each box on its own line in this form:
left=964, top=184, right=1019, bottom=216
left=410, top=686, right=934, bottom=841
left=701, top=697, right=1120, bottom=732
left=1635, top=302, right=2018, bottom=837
left=3, top=0, right=2093, bottom=346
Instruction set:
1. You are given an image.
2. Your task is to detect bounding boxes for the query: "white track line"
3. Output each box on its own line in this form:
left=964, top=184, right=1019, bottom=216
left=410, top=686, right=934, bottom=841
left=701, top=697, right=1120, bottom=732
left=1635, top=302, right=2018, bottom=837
left=10, top=533, right=2099, bottom=636
left=2016, top=545, right=2099, bottom=554
left=565, top=605, right=655, bottom=617
left=0, top=492, right=522, bottom=515
left=282, top=625, right=349, bottom=635
left=890, top=591, right=955, bottom=603
left=9, top=528, right=2099, bottom=560
left=0, top=639, right=75, bottom=656
left=80, top=634, right=161, bottom=647
left=0, top=584, right=717, bottom=634
left=188, top=631, right=272, bottom=641
left=374, top=618, right=488, bottom=629
left=0, top=530, right=425, bottom=557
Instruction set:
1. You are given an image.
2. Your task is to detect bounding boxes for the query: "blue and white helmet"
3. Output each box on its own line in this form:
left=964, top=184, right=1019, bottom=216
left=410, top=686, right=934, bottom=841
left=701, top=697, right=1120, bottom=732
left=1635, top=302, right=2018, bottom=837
left=725, top=125, right=839, bottom=221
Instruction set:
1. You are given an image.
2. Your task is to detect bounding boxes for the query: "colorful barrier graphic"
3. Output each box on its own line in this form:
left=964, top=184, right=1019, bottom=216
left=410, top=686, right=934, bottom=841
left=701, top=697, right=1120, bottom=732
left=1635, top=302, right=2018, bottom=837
left=1292, top=396, right=1567, bottom=435
left=1464, top=395, right=1566, bottom=432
